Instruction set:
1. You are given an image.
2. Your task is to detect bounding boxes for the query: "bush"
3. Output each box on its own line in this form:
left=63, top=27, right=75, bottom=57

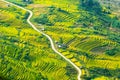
left=105, top=48, right=118, bottom=56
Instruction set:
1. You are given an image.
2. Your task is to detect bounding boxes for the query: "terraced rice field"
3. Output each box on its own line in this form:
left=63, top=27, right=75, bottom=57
left=0, top=1, right=77, bottom=80
left=1, top=0, right=120, bottom=79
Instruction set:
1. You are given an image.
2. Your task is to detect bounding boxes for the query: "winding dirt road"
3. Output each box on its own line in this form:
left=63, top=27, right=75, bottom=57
left=2, top=0, right=82, bottom=80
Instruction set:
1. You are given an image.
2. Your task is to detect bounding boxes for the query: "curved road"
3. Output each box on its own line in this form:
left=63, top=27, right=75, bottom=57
left=2, top=0, right=82, bottom=80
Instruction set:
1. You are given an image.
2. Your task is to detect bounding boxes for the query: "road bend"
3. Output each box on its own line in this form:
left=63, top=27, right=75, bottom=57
left=2, top=0, right=82, bottom=80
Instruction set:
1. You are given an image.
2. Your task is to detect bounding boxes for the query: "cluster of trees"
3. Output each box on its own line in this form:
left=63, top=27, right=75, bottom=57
left=105, top=47, right=119, bottom=56
left=88, top=67, right=120, bottom=79
left=108, top=33, right=120, bottom=43
left=80, top=0, right=102, bottom=13
left=34, top=14, right=53, bottom=26
left=22, top=0, right=33, bottom=4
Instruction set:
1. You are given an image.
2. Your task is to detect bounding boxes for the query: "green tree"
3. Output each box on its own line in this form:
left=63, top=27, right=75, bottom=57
left=105, top=48, right=118, bottom=56
left=81, top=0, right=102, bottom=13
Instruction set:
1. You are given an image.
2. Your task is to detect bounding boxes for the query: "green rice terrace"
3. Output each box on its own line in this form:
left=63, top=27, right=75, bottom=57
left=0, top=0, right=120, bottom=80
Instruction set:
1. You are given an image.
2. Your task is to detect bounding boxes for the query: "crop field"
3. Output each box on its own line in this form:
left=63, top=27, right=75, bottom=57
left=0, top=1, right=77, bottom=80
left=26, top=0, right=120, bottom=79
left=1, top=0, right=120, bottom=80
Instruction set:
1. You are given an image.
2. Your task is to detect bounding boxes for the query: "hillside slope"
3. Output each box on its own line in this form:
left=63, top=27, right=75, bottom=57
left=0, top=1, right=77, bottom=80
left=1, top=0, right=120, bottom=80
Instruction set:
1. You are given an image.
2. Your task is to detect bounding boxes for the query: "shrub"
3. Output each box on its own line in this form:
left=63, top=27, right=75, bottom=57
left=105, top=48, right=118, bottom=56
